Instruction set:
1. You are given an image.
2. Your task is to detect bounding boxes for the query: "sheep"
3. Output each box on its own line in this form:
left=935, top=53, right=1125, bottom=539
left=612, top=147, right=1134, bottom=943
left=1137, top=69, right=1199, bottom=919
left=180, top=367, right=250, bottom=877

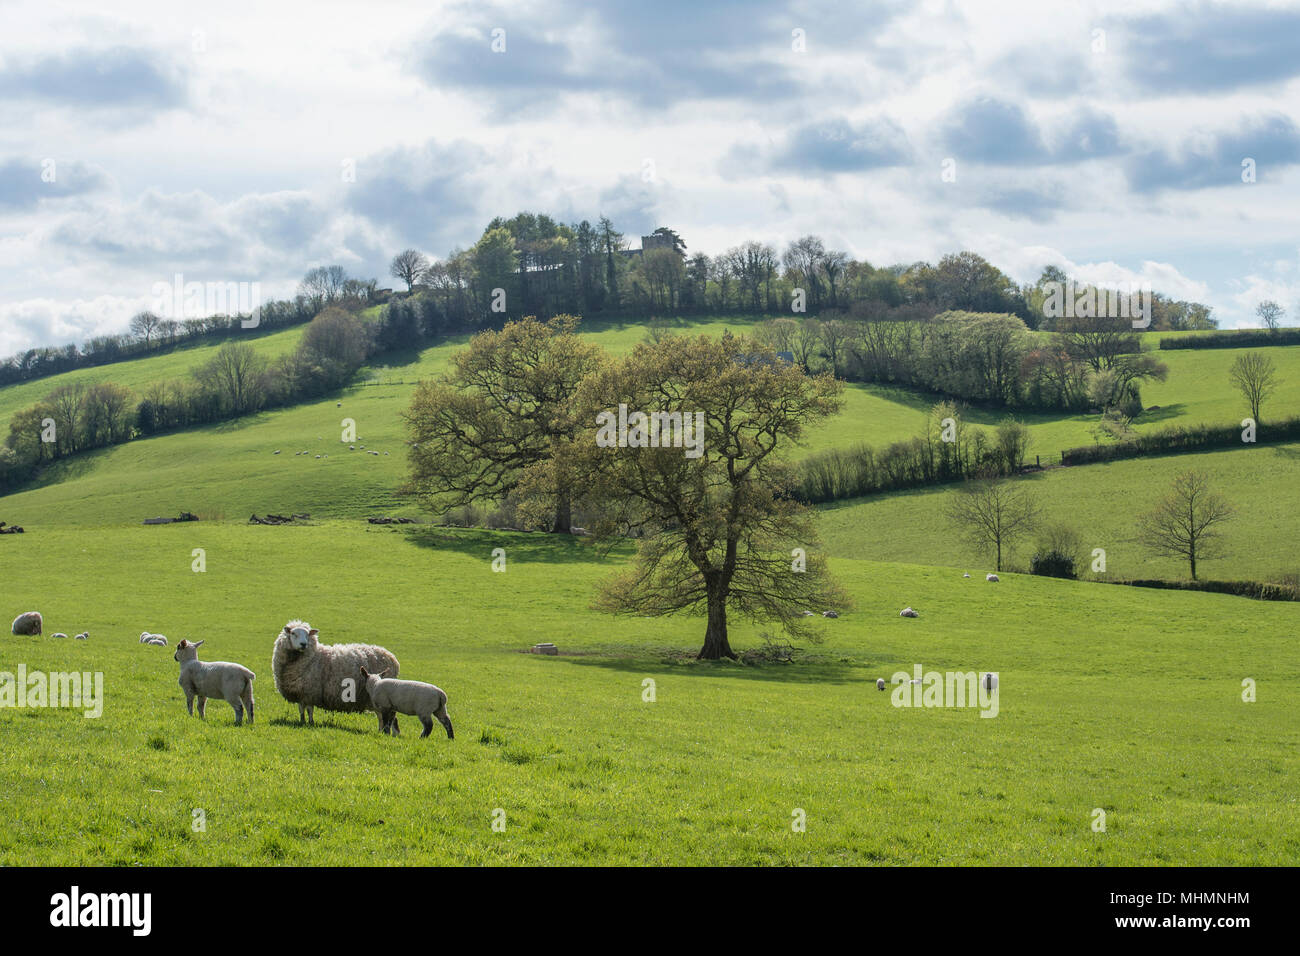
left=876, top=678, right=886, bottom=691
left=272, top=620, right=401, bottom=728
left=75, top=632, right=88, bottom=640
left=982, top=672, right=998, bottom=693
left=822, top=610, right=839, bottom=619
left=11, top=611, right=42, bottom=636
left=174, top=639, right=256, bottom=725
left=52, top=632, right=68, bottom=639
left=900, top=607, right=918, bottom=618
left=963, top=573, right=971, bottom=579
left=986, top=573, right=1000, bottom=582
left=360, top=666, right=453, bottom=739
left=140, top=632, right=168, bottom=646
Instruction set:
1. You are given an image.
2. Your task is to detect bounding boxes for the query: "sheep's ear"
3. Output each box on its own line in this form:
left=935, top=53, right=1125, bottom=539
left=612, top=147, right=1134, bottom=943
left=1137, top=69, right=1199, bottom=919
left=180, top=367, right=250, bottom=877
left=308, top=629, right=318, bottom=637
left=359, top=667, right=369, bottom=677
left=283, top=625, right=291, bottom=635
left=193, top=640, right=204, bottom=647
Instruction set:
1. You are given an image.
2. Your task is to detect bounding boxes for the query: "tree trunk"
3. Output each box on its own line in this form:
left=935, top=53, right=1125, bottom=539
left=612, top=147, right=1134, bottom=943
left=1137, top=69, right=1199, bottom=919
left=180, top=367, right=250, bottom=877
left=1189, top=548, right=1197, bottom=581
left=551, top=493, right=572, bottom=534
left=697, top=583, right=736, bottom=660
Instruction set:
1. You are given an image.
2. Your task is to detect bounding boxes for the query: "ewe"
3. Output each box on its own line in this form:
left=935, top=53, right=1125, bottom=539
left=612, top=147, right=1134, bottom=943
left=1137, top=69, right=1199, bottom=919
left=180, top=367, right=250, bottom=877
left=986, top=573, right=1000, bottom=582
left=360, top=666, right=453, bottom=739
left=11, top=611, right=42, bottom=636
left=173, top=639, right=256, bottom=725
left=272, top=620, right=401, bottom=727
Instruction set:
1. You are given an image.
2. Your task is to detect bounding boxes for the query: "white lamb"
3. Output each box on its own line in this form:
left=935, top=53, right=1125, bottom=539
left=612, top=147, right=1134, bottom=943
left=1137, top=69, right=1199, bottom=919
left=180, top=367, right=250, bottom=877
left=173, top=639, right=256, bottom=725
left=986, top=573, right=1000, bottom=582
left=360, top=666, right=453, bottom=739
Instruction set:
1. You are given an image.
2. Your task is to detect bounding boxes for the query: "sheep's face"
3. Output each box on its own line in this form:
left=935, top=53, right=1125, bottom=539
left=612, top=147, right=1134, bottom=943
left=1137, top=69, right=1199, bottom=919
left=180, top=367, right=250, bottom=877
left=283, top=624, right=319, bottom=652
left=173, top=639, right=203, bottom=663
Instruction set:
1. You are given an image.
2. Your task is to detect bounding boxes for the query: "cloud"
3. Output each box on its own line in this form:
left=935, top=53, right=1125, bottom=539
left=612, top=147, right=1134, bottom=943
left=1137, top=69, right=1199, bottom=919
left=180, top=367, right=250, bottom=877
left=0, top=46, right=188, bottom=109
left=938, top=97, right=1048, bottom=165
left=1117, top=4, right=1300, bottom=94
left=0, top=158, right=112, bottom=211
left=728, top=116, right=913, bottom=175
left=1126, top=113, right=1300, bottom=192
left=408, top=0, right=904, bottom=114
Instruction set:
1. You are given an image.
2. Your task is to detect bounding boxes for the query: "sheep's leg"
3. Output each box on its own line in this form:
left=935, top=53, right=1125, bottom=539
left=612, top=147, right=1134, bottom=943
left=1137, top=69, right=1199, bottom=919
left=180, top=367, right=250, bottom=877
left=244, top=685, right=254, bottom=725
left=376, top=711, right=388, bottom=734
left=197, top=696, right=207, bottom=719
left=434, top=700, right=454, bottom=740
left=185, top=691, right=195, bottom=716
left=231, top=699, right=243, bottom=726
left=298, top=702, right=306, bottom=724
left=418, top=715, right=433, bottom=739
left=389, top=712, right=400, bottom=737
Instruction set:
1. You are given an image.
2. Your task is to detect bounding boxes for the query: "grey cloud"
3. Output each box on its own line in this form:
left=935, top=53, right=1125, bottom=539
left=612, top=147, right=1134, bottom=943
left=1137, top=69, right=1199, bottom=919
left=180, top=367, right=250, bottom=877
left=0, top=46, right=188, bottom=109
left=1126, top=113, right=1300, bottom=192
left=0, top=158, right=111, bottom=211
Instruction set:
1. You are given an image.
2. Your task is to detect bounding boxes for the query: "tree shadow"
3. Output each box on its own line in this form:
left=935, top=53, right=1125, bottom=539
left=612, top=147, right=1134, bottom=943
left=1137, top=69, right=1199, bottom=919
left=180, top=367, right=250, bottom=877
left=399, top=526, right=629, bottom=565
left=542, top=649, right=879, bottom=685
left=1133, top=403, right=1188, bottom=425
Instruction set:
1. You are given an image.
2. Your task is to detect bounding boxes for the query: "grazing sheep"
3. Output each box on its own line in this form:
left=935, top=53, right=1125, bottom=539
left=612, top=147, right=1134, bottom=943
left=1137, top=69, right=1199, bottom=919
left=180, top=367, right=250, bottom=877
left=75, top=632, right=88, bottom=640
left=900, top=607, right=918, bottom=618
left=272, top=620, right=401, bottom=728
left=52, top=632, right=68, bottom=639
left=822, top=610, right=839, bottom=619
left=173, top=639, right=256, bottom=725
left=148, top=637, right=168, bottom=646
left=982, top=672, right=998, bottom=693
left=986, top=573, right=999, bottom=582
left=800, top=610, right=815, bottom=617
left=360, top=667, right=453, bottom=739
left=963, top=573, right=971, bottom=578
left=11, top=611, right=42, bottom=636
left=876, top=678, right=886, bottom=691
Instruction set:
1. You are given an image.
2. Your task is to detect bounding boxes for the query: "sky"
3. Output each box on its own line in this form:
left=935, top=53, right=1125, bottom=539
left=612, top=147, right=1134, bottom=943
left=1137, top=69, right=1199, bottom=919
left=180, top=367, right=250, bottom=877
left=2, top=0, right=1299, bottom=355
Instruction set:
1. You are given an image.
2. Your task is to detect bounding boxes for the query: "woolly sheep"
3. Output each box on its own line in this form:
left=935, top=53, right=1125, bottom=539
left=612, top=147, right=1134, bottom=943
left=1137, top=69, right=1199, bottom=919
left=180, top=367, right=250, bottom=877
left=822, top=610, right=838, bottom=618
left=963, top=573, right=971, bottom=578
left=876, top=678, right=886, bottom=691
left=52, top=632, right=68, bottom=639
left=75, top=632, right=88, bottom=640
left=272, top=620, right=401, bottom=728
left=360, top=667, right=453, bottom=739
left=148, top=637, right=168, bottom=646
left=982, top=672, right=998, bottom=693
left=174, top=639, right=256, bottom=725
left=11, top=611, right=42, bottom=636
left=900, top=607, right=918, bottom=618
left=986, top=573, right=999, bottom=582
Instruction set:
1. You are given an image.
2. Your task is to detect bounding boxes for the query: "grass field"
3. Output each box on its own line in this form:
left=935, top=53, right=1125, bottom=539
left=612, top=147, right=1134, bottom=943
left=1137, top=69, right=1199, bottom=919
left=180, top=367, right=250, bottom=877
left=1, top=523, right=1296, bottom=865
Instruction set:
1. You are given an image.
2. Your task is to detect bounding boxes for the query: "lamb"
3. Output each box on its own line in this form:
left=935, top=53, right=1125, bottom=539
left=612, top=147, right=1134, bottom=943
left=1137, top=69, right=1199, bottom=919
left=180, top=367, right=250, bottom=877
left=900, top=607, right=918, bottom=618
left=173, top=639, right=256, bottom=725
left=986, top=573, right=1000, bottom=582
left=11, top=611, right=42, bottom=636
left=272, top=620, right=401, bottom=728
left=140, top=632, right=168, bottom=646
left=52, top=632, right=68, bottom=639
left=360, top=666, right=453, bottom=739
left=75, top=632, right=88, bottom=640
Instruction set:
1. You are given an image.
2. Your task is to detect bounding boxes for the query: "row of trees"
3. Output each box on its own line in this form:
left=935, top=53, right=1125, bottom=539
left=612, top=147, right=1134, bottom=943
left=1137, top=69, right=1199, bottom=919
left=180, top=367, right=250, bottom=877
left=0, top=308, right=371, bottom=491
left=0, top=266, right=379, bottom=390
left=388, top=215, right=1217, bottom=334
left=751, top=310, right=1170, bottom=413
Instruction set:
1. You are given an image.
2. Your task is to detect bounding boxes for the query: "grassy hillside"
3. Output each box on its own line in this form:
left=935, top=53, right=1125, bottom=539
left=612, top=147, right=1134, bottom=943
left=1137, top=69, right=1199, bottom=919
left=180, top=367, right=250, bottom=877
left=1, top=524, right=1295, bottom=865
left=819, top=441, right=1300, bottom=582
left=4, top=312, right=1299, bottom=528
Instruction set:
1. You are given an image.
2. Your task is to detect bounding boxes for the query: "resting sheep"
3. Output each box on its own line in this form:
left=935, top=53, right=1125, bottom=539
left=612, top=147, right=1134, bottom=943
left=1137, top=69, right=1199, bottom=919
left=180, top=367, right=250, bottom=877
left=272, top=620, right=401, bottom=728
left=11, top=611, right=42, bottom=636
left=986, top=573, right=1000, bottom=582
left=173, top=639, right=256, bottom=725
left=52, top=632, right=67, bottom=639
left=360, top=666, right=453, bottom=739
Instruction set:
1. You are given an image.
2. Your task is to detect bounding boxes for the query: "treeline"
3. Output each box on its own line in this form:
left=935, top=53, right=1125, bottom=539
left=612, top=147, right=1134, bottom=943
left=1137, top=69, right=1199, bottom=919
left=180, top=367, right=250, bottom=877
left=752, top=310, right=1169, bottom=413
left=390, top=215, right=1218, bottom=335
left=1159, top=328, right=1300, bottom=350
left=795, top=404, right=1031, bottom=503
left=0, top=266, right=382, bottom=389
left=1059, top=416, right=1300, bottom=465
left=0, top=308, right=373, bottom=492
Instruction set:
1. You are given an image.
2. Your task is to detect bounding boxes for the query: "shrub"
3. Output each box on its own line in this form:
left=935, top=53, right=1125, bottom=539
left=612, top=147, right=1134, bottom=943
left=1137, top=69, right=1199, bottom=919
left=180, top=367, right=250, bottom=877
left=1030, top=550, right=1077, bottom=579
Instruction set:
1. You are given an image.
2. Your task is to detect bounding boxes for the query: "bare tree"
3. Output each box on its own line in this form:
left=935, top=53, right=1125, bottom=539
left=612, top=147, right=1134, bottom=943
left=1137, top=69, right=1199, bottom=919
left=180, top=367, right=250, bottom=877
left=195, top=342, right=268, bottom=415
left=1255, top=299, right=1285, bottom=331
left=390, top=249, right=430, bottom=292
left=1229, top=351, right=1278, bottom=424
left=129, top=311, right=162, bottom=346
left=1137, top=470, right=1233, bottom=580
left=946, top=478, right=1038, bottom=572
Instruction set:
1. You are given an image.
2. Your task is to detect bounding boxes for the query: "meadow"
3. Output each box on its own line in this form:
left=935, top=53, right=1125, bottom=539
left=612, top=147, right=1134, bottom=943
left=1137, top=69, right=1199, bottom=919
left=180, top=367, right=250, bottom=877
left=2, top=313, right=1298, bottom=866
left=1, top=524, right=1296, bottom=865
